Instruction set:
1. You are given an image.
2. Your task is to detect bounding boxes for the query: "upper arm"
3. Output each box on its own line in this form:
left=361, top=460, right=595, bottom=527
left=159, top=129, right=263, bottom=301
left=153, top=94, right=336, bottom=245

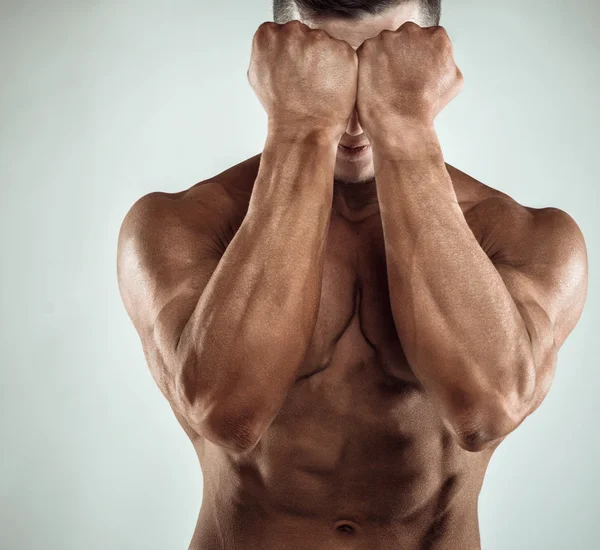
left=116, top=184, right=234, bottom=408
left=469, top=197, right=589, bottom=414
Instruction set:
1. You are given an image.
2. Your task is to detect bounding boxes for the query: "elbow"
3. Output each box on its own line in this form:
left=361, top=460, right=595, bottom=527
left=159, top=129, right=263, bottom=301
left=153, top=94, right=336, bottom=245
left=202, top=401, right=266, bottom=453
left=175, top=372, right=266, bottom=453
left=448, top=354, right=537, bottom=452
left=182, top=396, right=265, bottom=453
left=450, top=410, right=514, bottom=453
left=448, top=388, right=533, bottom=453
left=452, top=416, right=509, bottom=453
left=171, top=346, right=266, bottom=453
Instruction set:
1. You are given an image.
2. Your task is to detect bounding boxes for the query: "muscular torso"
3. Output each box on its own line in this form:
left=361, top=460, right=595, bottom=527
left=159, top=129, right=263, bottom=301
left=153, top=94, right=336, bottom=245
left=172, top=154, right=511, bottom=550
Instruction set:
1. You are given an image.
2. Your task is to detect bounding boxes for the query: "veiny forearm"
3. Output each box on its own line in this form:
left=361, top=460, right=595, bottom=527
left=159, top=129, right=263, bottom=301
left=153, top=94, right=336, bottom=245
left=180, top=128, right=338, bottom=451
left=370, top=125, right=535, bottom=448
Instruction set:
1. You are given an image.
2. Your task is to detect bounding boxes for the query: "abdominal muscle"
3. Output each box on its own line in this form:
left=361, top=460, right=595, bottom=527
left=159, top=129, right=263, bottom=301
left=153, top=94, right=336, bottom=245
left=181, top=346, right=492, bottom=550
left=180, top=189, right=493, bottom=549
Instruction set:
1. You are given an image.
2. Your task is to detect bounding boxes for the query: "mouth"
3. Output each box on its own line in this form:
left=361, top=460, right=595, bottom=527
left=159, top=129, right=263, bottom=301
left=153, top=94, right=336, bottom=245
left=337, top=143, right=371, bottom=159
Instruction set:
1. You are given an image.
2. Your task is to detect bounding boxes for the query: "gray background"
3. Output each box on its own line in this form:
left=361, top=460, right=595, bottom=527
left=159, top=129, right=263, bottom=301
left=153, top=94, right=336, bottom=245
left=1, top=0, right=597, bottom=549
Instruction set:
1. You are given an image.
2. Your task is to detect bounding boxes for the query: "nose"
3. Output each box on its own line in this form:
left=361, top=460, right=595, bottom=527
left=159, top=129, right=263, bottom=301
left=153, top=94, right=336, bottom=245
left=345, top=107, right=363, bottom=136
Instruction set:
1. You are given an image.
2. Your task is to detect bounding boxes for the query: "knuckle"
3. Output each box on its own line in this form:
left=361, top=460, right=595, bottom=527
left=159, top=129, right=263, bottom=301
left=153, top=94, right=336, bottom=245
left=284, top=19, right=305, bottom=30
left=358, top=37, right=374, bottom=51
left=254, top=21, right=276, bottom=41
left=401, top=20, right=420, bottom=31
left=257, top=21, right=277, bottom=33
left=339, top=39, right=354, bottom=54
left=433, top=26, right=451, bottom=45
left=311, top=28, right=328, bottom=39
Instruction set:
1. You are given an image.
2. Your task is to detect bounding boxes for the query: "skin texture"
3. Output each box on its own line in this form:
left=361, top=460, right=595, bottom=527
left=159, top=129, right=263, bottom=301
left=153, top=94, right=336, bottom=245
left=116, top=4, right=589, bottom=549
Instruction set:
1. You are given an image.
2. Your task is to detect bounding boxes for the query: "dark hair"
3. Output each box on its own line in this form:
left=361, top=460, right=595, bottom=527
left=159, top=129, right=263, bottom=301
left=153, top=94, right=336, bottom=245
left=273, top=0, right=441, bottom=26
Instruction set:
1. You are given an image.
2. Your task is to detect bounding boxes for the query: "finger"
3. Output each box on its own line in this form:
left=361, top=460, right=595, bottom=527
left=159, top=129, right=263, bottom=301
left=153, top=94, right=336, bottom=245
left=398, top=20, right=422, bottom=31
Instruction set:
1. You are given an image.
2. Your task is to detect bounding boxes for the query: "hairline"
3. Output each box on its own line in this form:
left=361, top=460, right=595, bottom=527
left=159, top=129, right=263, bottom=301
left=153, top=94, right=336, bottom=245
left=274, top=0, right=438, bottom=26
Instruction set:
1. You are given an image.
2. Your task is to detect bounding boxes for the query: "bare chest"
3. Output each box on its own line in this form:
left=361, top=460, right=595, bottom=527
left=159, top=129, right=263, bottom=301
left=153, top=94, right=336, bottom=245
left=298, top=210, right=418, bottom=386
left=241, top=212, right=476, bottom=523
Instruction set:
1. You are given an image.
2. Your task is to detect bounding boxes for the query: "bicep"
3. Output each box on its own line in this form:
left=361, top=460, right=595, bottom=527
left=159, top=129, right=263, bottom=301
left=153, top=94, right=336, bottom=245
left=117, top=189, right=228, bottom=404
left=477, top=200, right=588, bottom=412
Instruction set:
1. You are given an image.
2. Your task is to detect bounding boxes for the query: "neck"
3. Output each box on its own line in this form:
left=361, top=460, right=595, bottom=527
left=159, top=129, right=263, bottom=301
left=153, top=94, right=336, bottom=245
left=332, top=176, right=380, bottom=222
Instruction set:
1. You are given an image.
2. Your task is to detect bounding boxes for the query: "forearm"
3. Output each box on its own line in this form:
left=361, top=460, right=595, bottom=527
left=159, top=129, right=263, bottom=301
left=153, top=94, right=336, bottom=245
left=370, top=125, right=535, bottom=448
left=183, top=127, right=338, bottom=450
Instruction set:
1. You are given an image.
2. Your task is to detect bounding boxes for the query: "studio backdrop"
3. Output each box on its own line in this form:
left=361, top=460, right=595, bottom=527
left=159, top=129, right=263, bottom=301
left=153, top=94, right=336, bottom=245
left=0, top=1, right=597, bottom=549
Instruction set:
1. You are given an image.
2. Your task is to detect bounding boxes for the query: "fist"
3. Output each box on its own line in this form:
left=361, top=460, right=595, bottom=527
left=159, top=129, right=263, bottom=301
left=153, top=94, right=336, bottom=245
left=248, top=20, right=358, bottom=139
left=356, top=22, right=463, bottom=133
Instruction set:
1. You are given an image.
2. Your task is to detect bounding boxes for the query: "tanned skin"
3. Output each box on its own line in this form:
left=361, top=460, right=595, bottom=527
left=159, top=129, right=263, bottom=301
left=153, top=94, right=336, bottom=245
left=117, top=5, right=588, bottom=549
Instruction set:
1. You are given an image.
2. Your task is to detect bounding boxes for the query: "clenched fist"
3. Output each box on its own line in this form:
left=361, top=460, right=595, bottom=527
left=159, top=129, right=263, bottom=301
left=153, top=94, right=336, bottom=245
left=248, top=20, right=358, bottom=140
left=356, top=21, right=464, bottom=138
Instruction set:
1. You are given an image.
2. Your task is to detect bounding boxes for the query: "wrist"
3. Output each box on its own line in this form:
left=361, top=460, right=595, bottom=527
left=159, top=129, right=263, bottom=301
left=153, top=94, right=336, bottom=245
left=268, top=118, right=343, bottom=146
left=366, top=118, right=442, bottom=160
left=264, top=124, right=340, bottom=172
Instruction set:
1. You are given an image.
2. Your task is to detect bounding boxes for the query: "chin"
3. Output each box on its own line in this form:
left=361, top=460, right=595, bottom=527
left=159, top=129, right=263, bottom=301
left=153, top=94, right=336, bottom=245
left=333, top=172, right=376, bottom=186
left=334, top=158, right=375, bottom=184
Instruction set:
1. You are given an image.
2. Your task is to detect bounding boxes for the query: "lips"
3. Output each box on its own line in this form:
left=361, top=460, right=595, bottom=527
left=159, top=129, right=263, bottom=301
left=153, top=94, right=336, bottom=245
left=337, top=142, right=371, bottom=159
left=339, top=143, right=369, bottom=149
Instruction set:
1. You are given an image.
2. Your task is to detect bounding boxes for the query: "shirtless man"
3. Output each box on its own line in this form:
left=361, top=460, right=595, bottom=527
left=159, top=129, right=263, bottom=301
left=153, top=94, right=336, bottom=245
left=116, top=1, right=589, bottom=548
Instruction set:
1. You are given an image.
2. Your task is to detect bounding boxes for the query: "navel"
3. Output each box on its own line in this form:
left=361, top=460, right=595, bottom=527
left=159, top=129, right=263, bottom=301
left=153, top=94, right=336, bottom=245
left=333, top=519, right=359, bottom=535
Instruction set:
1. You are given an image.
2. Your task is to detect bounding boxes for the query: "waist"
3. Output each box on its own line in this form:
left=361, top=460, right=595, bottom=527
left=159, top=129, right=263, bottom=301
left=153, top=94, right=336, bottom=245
left=189, top=490, right=481, bottom=550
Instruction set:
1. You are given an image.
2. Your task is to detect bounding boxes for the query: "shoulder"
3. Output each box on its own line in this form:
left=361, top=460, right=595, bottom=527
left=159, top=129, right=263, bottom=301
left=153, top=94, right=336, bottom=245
left=466, top=194, right=585, bottom=266
left=116, top=181, right=251, bottom=361
left=116, top=180, right=240, bottom=312
left=465, top=189, right=588, bottom=334
left=120, top=180, right=234, bottom=232
left=445, top=163, right=586, bottom=257
left=117, top=153, right=261, bottom=268
left=445, top=163, right=514, bottom=213
left=118, top=180, right=240, bottom=259
left=446, top=164, right=587, bottom=291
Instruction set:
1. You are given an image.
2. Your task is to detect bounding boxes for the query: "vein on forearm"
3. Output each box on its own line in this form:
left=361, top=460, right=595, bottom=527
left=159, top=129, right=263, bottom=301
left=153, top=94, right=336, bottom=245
left=371, top=133, right=533, bottom=416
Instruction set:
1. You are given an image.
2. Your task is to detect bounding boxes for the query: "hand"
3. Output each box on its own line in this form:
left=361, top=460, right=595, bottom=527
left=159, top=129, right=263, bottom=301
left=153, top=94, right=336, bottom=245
left=248, top=20, right=358, bottom=140
left=356, top=22, right=463, bottom=139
